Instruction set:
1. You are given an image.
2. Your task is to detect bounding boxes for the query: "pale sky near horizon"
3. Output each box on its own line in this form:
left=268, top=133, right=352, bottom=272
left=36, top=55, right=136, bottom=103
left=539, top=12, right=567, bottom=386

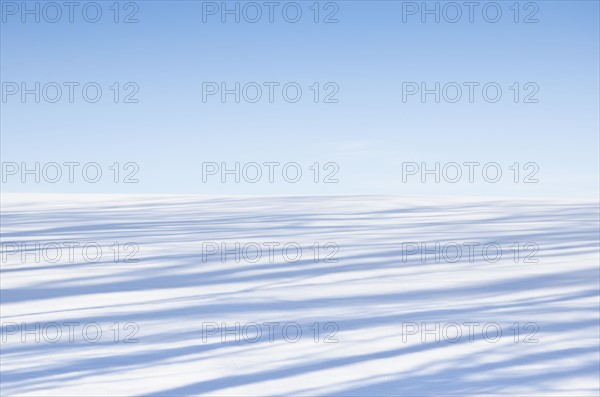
left=1, top=1, right=598, bottom=197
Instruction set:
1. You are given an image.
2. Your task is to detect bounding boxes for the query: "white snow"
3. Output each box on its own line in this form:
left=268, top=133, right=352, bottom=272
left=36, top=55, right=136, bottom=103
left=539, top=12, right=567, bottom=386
left=1, top=194, right=598, bottom=396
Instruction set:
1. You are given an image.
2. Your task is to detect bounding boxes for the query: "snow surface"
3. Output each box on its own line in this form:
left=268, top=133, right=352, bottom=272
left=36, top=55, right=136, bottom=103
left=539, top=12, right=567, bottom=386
left=1, top=194, right=599, bottom=396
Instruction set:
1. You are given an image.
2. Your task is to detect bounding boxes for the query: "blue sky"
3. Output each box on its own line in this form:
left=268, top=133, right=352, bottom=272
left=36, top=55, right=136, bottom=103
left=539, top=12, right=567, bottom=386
left=1, top=0, right=599, bottom=196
